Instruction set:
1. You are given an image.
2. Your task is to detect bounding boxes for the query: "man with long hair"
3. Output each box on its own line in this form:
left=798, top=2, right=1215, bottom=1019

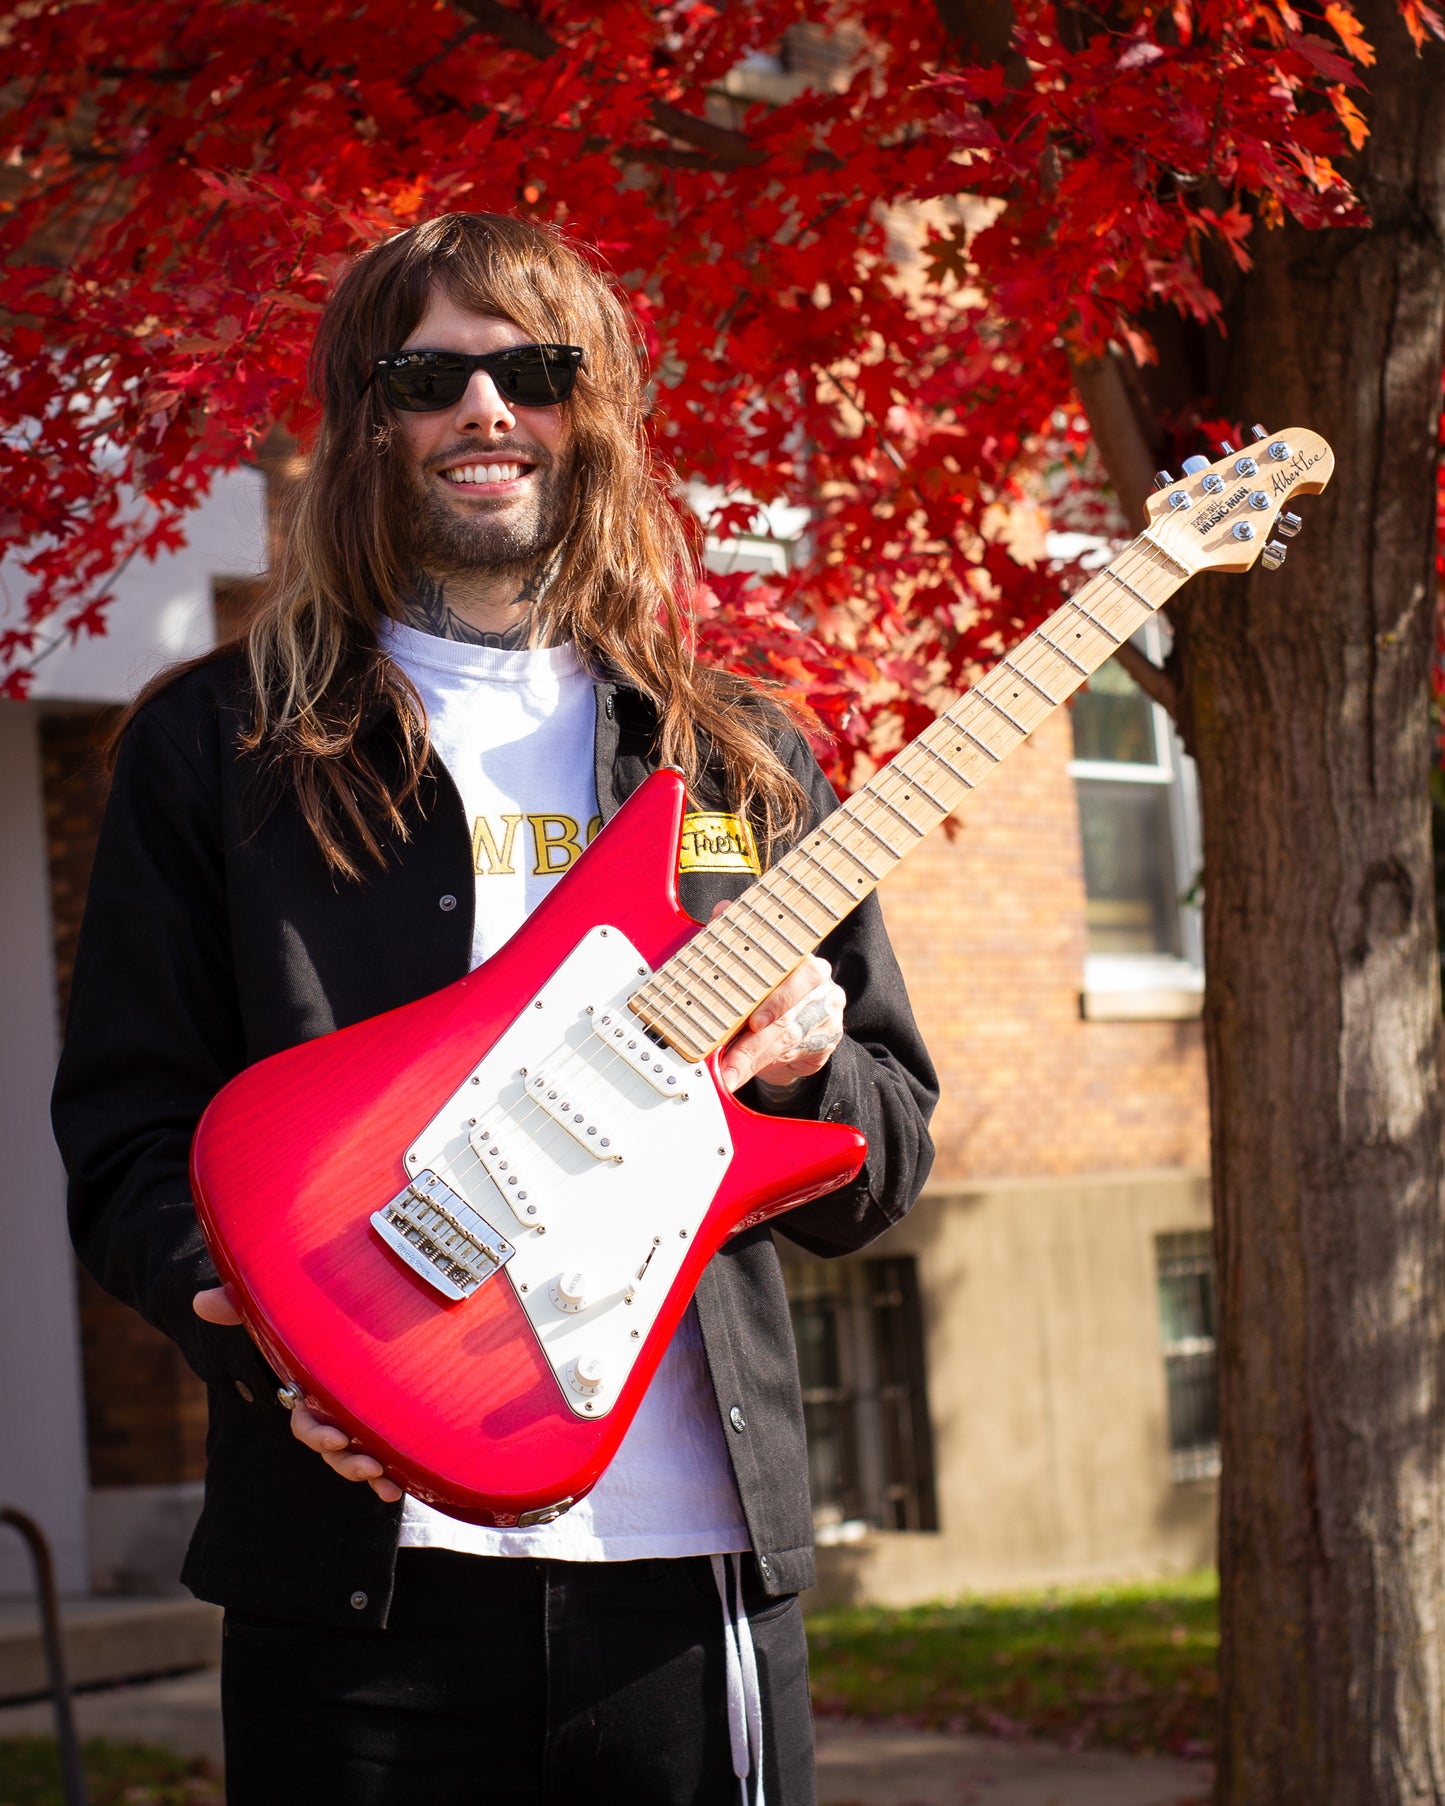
left=53, top=213, right=936, bottom=1804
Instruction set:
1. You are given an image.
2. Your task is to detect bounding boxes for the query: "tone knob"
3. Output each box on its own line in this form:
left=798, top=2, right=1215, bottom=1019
left=551, top=1271, right=590, bottom=1313
left=572, top=1354, right=605, bottom=1392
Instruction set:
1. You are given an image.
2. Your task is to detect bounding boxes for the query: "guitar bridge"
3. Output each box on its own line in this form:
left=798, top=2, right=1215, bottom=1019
left=371, top=1170, right=514, bottom=1303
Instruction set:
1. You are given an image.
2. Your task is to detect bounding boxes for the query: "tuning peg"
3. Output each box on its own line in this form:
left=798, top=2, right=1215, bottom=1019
left=1260, top=541, right=1288, bottom=571
left=1248, top=423, right=1268, bottom=441
left=1153, top=470, right=1175, bottom=490
left=1181, top=454, right=1210, bottom=476
left=1218, top=440, right=1236, bottom=455
left=1276, top=511, right=1302, bottom=538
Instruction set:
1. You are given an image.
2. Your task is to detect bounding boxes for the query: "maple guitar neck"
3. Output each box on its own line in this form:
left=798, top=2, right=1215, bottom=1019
left=629, top=527, right=1189, bottom=1062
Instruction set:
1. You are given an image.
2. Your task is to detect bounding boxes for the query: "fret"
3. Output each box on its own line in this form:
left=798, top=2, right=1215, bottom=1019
left=1003, top=655, right=1061, bottom=708
left=752, top=876, right=820, bottom=940
left=1066, top=593, right=1123, bottom=644
left=677, top=946, right=755, bottom=1016
left=975, top=688, right=1029, bottom=735
left=648, top=966, right=735, bottom=1035
left=840, top=808, right=907, bottom=861
left=711, top=921, right=789, bottom=986
left=883, top=762, right=947, bottom=815
left=789, top=839, right=858, bottom=908
left=866, top=788, right=928, bottom=841
left=955, top=719, right=1003, bottom=762
left=1140, top=532, right=1189, bottom=577
left=913, top=736, right=974, bottom=790
left=1036, top=627, right=1089, bottom=675
left=816, top=819, right=884, bottom=879
left=725, top=898, right=808, bottom=972
left=1099, top=565, right=1155, bottom=611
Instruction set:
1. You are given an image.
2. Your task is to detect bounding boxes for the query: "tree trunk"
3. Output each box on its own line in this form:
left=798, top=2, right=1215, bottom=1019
left=1173, top=13, right=1445, bottom=1798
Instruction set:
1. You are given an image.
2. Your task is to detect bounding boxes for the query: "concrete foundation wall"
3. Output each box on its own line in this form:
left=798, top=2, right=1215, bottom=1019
left=796, top=1168, right=1216, bottom=1607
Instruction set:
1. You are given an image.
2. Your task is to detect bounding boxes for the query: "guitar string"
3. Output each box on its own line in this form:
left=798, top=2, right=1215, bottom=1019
left=399, top=537, right=1175, bottom=1282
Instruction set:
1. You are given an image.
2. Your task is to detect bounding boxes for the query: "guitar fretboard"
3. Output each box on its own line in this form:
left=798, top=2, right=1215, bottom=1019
left=628, top=528, right=1189, bottom=1061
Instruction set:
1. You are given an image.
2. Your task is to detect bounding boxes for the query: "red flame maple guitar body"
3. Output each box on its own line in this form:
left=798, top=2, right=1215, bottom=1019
left=191, top=769, right=866, bottom=1526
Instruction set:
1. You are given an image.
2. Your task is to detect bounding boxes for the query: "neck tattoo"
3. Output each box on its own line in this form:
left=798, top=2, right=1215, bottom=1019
left=400, top=562, right=555, bottom=651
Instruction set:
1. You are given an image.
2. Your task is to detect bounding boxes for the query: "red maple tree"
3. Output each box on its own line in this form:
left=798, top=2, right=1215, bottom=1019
left=0, top=0, right=1417, bottom=761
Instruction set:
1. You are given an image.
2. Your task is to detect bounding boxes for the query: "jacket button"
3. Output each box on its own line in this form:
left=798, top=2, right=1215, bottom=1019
left=604, top=696, right=615, bottom=720
left=759, top=1555, right=773, bottom=1582
left=439, top=894, right=457, bottom=912
left=349, top=1590, right=368, bottom=1611
left=233, top=1380, right=254, bottom=1404
left=729, top=1406, right=747, bottom=1433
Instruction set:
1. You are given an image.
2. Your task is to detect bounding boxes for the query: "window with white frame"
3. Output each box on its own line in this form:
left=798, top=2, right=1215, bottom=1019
left=1069, top=618, right=1203, bottom=1018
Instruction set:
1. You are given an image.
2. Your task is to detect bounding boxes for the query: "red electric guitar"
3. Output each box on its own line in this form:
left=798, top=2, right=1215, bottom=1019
left=192, top=429, right=1332, bottom=1526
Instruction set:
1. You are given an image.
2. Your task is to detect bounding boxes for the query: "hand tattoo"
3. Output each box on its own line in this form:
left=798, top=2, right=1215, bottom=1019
left=787, top=996, right=844, bottom=1058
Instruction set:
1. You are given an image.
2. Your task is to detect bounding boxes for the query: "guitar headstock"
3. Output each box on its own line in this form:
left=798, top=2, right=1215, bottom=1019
left=1143, top=426, right=1334, bottom=576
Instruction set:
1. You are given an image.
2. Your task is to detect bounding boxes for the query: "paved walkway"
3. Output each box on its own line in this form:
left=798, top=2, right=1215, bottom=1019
left=0, top=1670, right=1212, bottom=1805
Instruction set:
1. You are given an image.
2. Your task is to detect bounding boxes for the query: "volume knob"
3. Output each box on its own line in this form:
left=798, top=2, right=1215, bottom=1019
left=551, top=1271, right=590, bottom=1313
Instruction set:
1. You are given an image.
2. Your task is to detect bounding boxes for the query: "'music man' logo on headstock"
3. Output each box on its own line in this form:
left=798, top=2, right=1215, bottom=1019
left=1194, top=485, right=1250, bottom=534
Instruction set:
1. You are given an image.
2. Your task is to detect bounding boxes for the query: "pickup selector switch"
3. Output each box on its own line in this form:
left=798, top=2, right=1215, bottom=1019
left=552, top=1271, right=590, bottom=1313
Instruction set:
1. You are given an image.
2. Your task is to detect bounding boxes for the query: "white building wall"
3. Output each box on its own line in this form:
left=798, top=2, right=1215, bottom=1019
left=0, top=466, right=267, bottom=1595
left=0, top=704, right=90, bottom=1595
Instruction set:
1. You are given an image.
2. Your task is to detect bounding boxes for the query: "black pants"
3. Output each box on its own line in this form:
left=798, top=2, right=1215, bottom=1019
left=221, top=1549, right=815, bottom=1805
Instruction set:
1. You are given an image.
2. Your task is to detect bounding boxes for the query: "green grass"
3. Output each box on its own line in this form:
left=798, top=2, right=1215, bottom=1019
left=807, top=1570, right=1219, bottom=1760
left=0, top=1737, right=221, bottom=1806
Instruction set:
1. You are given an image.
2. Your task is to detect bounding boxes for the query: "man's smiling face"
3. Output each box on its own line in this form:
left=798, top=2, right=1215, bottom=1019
left=394, top=286, right=575, bottom=577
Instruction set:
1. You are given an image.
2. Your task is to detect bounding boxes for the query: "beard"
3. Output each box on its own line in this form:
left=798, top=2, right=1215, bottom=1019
left=402, top=438, right=576, bottom=580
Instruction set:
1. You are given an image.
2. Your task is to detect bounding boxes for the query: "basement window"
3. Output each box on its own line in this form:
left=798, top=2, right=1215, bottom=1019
left=1156, top=1230, right=1221, bottom=1483
left=783, top=1255, right=939, bottom=1539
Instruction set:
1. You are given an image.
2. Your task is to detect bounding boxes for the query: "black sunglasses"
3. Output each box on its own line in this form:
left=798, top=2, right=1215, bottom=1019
left=373, top=343, right=584, bottom=412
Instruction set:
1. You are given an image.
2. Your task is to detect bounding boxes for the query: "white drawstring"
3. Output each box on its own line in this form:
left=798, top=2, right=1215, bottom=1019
left=711, top=1553, right=766, bottom=1806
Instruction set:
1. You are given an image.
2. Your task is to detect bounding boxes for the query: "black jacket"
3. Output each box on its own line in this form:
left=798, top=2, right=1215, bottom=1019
left=52, top=652, right=937, bottom=1626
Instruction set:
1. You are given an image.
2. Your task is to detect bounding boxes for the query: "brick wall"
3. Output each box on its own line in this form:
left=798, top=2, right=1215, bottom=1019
left=41, top=711, right=209, bottom=1488
left=880, top=708, right=1210, bottom=1181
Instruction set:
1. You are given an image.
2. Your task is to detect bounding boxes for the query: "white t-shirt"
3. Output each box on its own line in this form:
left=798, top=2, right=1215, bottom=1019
left=379, top=619, right=749, bottom=1561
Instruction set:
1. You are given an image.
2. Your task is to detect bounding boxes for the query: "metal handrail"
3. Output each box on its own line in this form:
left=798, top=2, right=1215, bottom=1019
left=1, top=1507, right=88, bottom=1806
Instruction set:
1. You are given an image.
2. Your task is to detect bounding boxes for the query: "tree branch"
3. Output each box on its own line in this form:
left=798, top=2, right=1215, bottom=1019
left=1066, top=346, right=1159, bottom=531
left=452, top=0, right=765, bottom=168
left=1114, top=638, right=1180, bottom=718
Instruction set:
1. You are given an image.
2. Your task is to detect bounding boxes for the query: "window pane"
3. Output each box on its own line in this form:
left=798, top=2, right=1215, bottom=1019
left=1071, top=658, right=1158, bottom=765
left=784, top=1258, right=938, bottom=1534
left=1076, top=779, right=1181, bottom=955
left=1155, top=1231, right=1220, bottom=1482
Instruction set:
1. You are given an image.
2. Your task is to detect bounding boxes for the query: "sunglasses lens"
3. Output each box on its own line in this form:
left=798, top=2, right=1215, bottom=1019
left=379, top=347, right=581, bottom=411
left=493, top=347, right=579, bottom=406
left=382, top=355, right=470, bottom=412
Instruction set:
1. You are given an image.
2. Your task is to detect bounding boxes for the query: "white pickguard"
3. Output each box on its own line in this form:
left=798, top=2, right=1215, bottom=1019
left=398, top=926, right=732, bottom=1418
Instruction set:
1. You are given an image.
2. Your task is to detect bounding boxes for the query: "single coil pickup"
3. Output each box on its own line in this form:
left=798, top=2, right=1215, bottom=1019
left=591, top=1009, right=694, bottom=1099
left=525, top=1071, right=623, bottom=1162
left=371, top=1171, right=513, bottom=1303
left=467, top=1126, right=544, bottom=1225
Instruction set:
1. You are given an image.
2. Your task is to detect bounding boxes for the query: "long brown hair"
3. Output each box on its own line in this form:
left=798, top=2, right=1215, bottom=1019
left=234, top=212, right=804, bottom=878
